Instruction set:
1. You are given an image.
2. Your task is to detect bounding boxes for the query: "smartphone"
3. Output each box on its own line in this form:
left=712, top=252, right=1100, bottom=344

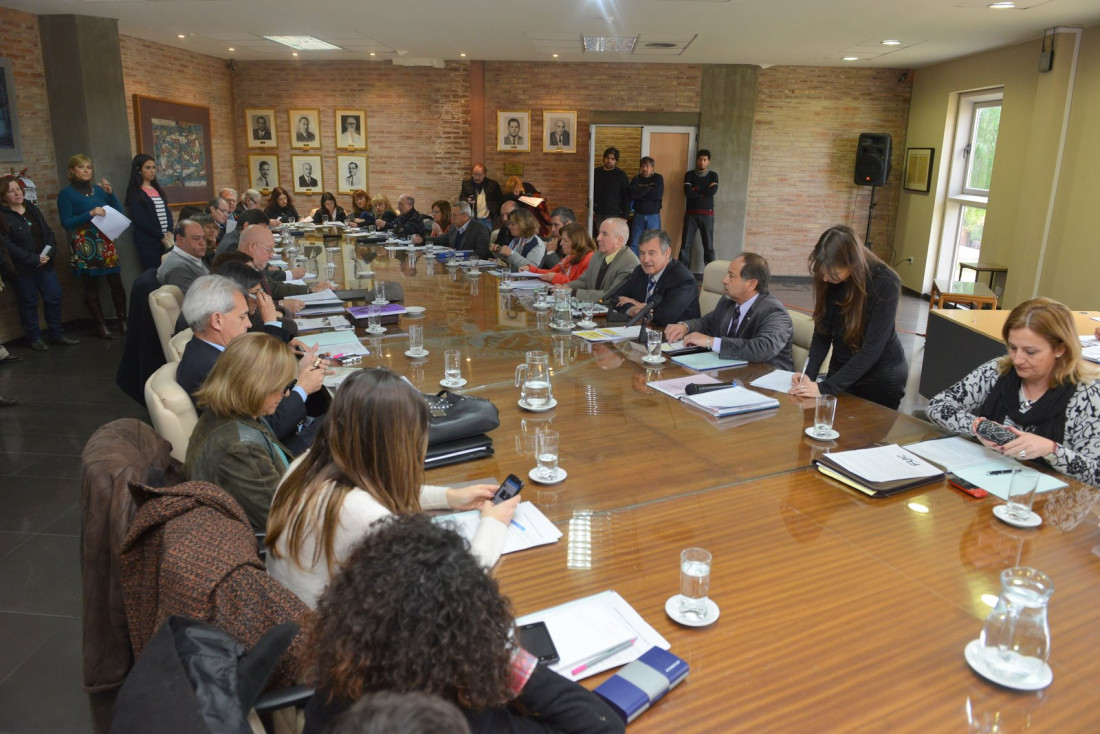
left=517, top=621, right=559, bottom=666
left=492, top=474, right=524, bottom=505
left=975, top=419, right=1015, bottom=446
left=947, top=473, right=990, bottom=498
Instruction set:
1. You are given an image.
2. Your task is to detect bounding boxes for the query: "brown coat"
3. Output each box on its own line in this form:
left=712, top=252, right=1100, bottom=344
left=119, top=480, right=307, bottom=689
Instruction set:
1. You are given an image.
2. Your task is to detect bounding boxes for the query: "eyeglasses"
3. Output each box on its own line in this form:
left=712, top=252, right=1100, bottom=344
left=217, top=208, right=230, bottom=215
left=282, top=379, right=297, bottom=396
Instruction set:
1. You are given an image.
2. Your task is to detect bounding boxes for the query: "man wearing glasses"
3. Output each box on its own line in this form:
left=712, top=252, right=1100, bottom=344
left=207, top=196, right=231, bottom=243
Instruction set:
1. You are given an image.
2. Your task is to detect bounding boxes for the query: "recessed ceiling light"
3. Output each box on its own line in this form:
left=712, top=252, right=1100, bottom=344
left=843, top=56, right=859, bottom=61
left=291, top=52, right=298, bottom=57
left=459, top=52, right=466, bottom=57
left=583, top=35, right=637, bottom=54
left=263, top=35, right=342, bottom=51
left=881, top=39, right=901, bottom=46
left=228, top=47, right=235, bottom=52
left=552, top=53, right=559, bottom=58
left=369, top=52, right=376, bottom=57
left=988, top=1, right=1015, bottom=8
left=177, top=34, right=185, bottom=39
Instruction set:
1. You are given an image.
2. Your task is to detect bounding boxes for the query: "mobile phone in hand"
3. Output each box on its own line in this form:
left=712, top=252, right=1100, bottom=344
left=492, top=474, right=524, bottom=505
left=976, top=419, right=1015, bottom=446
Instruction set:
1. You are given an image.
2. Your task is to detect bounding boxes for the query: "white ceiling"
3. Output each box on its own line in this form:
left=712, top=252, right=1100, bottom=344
left=7, top=0, right=1100, bottom=68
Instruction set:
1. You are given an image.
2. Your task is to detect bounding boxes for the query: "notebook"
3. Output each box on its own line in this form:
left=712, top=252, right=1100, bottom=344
left=670, top=351, right=748, bottom=371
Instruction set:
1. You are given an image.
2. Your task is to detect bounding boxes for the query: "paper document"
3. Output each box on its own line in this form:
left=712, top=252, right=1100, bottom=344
left=906, top=436, right=1066, bottom=499
left=268, top=259, right=289, bottom=268
left=225, top=218, right=237, bottom=233
left=296, top=305, right=347, bottom=316
left=509, top=279, right=547, bottom=290
left=294, top=315, right=353, bottom=332
left=435, top=501, right=562, bottom=555
left=1080, top=336, right=1100, bottom=363
left=574, top=326, right=640, bottom=343
left=518, top=195, right=545, bottom=207
left=297, top=330, right=368, bottom=355
left=40, top=245, right=53, bottom=258
left=91, top=206, right=131, bottom=241
left=827, top=445, right=943, bottom=484
left=750, top=370, right=798, bottom=393
left=670, top=351, right=747, bottom=371
left=295, top=288, right=342, bottom=304
left=491, top=269, right=543, bottom=278
left=648, top=374, right=722, bottom=400
left=682, top=385, right=779, bottom=417
left=516, top=590, right=669, bottom=682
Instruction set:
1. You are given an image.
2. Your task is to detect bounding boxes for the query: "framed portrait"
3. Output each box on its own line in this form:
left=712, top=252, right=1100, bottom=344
left=245, top=108, right=277, bottom=148
left=0, top=58, right=23, bottom=162
left=291, top=154, right=323, bottom=195
left=497, top=111, right=530, bottom=152
left=289, top=109, right=321, bottom=150
left=336, top=155, right=368, bottom=194
left=335, top=110, right=367, bottom=150
left=248, top=154, right=279, bottom=195
left=903, top=147, right=935, bottom=193
left=132, top=94, right=214, bottom=205
left=542, top=110, right=577, bottom=154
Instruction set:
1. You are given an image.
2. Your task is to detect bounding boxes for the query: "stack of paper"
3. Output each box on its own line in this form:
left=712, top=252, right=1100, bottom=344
left=434, top=501, right=562, bottom=555
left=574, top=326, right=640, bottom=343
left=648, top=374, right=723, bottom=400
left=905, top=436, right=1066, bottom=499
left=815, top=444, right=944, bottom=497
left=681, top=385, right=779, bottom=417
left=294, top=315, right=353, bottom=332
left=1079, top=335, right=1100, bottom=364
left=297, top=330, right=368, bottom=357
left=345, top=303, right=408, bottom=320
left=296, top=288, right=346, bottom=316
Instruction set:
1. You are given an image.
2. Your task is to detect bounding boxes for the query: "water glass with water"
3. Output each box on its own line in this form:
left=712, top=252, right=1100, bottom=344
left=978, top=566, right=1053, bottom=680
left=679, top=547, right=712, bottom=619
left=325, top=261, right=336, bottom=282
left=367, top=305, right=382, bottom=332
left=408, top=324, right=425, bottom=355
left=1007, top=468, right=1040, bottom=522
left=444, top=349, right=463, bottom=384
left=814, top=394, right=837, bottom=437
left=646, top=328, right=663, bottom=359
left=536, top=429, right=560, bottom=481
left=580, top=301, right=595, bottom=325
left=374, top=281, right=388, bottom=305
left=501, top=271, right=512, bottom=289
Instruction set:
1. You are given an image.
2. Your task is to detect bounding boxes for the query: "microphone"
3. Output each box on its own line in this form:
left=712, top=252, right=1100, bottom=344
left=684, top=381, right=739, bottom=395
left=626, top=292, right=662, bottom=328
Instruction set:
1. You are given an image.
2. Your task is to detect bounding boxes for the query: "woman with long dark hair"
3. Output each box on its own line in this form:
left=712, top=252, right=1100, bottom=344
left=790, top=225, right=907, bottom=409
left=264, top=187, right=300, bottom=223
left=56, top=154, right=127, bottom=339
left=311, top=192, right=346, bottom=224
left=124, top=153, right=174, bottom=270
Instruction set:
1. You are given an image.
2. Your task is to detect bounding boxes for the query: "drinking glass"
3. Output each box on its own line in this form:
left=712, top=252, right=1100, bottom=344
left=679, top=548, right=712, bottom=620
left=444, top=349, right=463, bottom=384
left=374, top=281, right=388, bottom=305
left=646, top=328, right=663, bottom=359
left=1006, top=468, right=1040, bottom=522
left=814, top=394, right=837, bottom=437
left=321, top=213, right=330, bottom=223
left=325, top=261, right=336, bottom=282
left=367, top=305, right=382, bottom=332
left=536, top=429, right=560, bottom=481
left=977, top=566, right=1053, bottom=681
left=501, top=271, right=512, bottom=289
left=580, top=301, right=595, bottom=326
left=408, top=324, right=425, bottom=355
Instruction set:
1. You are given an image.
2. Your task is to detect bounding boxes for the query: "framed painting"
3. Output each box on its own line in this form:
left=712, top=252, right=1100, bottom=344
left=289, top=109, right=321, bottom=150
left=0, top=58, right=23, bottom=162
left=245, top=108, right=277, bottom=148
left=542, top=110, right=577, bottom=154
left=903, top=147, right=935, bottom=193
left=133, top=95, right=213, bottom=205
left=335, top=110, right=367, bottom=150
left=336, top=155, right=368, bottom=194
left=291, top=154, right=323, bottom=195
left=497, top=111, right=530, bottom=152
left=248, top=154, right=279, bottom=195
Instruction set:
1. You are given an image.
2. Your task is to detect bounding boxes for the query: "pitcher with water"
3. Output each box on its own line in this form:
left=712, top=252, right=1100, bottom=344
left=966, top=566, right=1054, bottom=690
left=515, top=350, right=554, bottom=410
left=550, top=286, right=573, bottom=330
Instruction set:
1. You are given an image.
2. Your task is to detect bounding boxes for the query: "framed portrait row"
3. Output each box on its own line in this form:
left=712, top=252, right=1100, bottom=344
left=248, top=154, right=369, bottom=196
left=245, top=108, right=367, bottom=151
left=497, top=110, right=578, bottom=154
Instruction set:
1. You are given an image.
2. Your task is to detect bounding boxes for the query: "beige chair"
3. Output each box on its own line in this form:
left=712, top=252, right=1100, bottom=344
left=789, top=308, right=830, bottom=374
left=699, top=259, right=729, bottom=314
left=148, top=285, right=184, bottom=363
left=144, top=362, right=198, bottom=462
left=167, top=328, right=192, bottom=363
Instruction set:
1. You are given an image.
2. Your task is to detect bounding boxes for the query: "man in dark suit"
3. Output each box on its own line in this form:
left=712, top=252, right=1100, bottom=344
left=459, top=163, right=504, bottom=230
left=252, top=116, right=271, bottom=141
left=665, top=253, right=794, bottom=370
left=549, top=118, right=570, bottom=147
left=380, top=193, right=430, bottom=239
left=297, top=162, right=318, bottom=188
left=412, top=202, right=491, bottom=259
left=176, top=274, right=326, bottom=454
left=611, top=229, right=700, bottom=327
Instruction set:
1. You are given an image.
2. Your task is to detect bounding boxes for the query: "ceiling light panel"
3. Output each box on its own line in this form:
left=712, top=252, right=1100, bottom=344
left=952, top=0, right=1053, bottom=8
left=633, top=35, right=698, bottom=55
left=262, top=35, right=343, bottom=51
left=583, top=36, right=637, bottom=53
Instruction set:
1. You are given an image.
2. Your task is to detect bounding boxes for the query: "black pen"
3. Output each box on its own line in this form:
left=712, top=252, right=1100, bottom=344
left=987, top=469, right=1016, bottom=475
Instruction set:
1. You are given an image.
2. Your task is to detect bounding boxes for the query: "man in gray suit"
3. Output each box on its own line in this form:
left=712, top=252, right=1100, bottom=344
left=412, top=202, right=491, bottom=259
left=156, top=220, right=209, bottom=294
left=664, top=252, right=794, bottom=370
left=570, top=217, right=640, bottom=304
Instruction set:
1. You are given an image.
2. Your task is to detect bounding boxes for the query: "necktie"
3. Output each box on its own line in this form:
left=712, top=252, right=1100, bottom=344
left=454, top=228, right=464, bottom=248
left=645, top=277, right=657, bottom=303
left=725, top=303, right=741, bottom=336
left=595, top=258, right=611, bottom=289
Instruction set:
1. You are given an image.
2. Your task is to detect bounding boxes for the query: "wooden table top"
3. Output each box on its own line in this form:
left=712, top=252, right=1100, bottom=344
left=931, top=308, right=1100, bottom=343
left=299, top=236, right=1100, bottom=731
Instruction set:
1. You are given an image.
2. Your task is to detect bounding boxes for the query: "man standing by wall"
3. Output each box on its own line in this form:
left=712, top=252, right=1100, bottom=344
left=680, top=149, right=719, bottom=270
left=459, top=164, right=503, bottom=230
left=628, top=156, right=663, bottom=255
left=592, top=147, right=630, bottom=234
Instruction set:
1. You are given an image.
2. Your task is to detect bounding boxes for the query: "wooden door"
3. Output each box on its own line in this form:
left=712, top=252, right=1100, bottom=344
left=647, top=132, right=691, bottom=260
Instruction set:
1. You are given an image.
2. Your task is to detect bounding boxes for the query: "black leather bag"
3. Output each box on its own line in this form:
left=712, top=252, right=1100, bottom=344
left=424, top=391, right=500, bottom=445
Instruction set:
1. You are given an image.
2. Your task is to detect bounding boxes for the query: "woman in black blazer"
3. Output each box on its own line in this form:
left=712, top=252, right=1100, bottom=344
left=124, top=154, right=174, bottom=270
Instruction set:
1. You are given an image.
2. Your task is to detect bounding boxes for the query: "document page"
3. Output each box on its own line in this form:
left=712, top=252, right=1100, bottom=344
left=91, top=206, right=132, bottom=241
left=905, top=436, right=1005, bottom=470
left=683, top=385, right=778, bottom=412
left=574, top=326, right=640, bottom=342
left=827, top=445, right=942, bottom=484
left=750, top=370, right=798, bottom=392
left=648, top=374, right=722, bottom=400
left=295, top=288, right=342, bottom=304
left=435, top=501, right=562, bottom=554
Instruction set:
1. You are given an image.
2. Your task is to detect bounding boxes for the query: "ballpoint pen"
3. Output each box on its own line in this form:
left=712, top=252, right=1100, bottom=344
left=987, top=469, right=1016, bottom=475
left=570, top=638, right=637, bottom=676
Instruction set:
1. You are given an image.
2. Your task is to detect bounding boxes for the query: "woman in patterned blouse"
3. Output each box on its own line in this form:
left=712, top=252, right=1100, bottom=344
left=927, top=297, right=1100, bottom=488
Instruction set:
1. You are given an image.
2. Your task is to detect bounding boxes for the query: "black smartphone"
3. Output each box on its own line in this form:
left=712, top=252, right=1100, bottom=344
left=947, top=473, right=990, bottom=498
left=517, top=621, right=559, bottom=666
left=976, top=419, right=1015, bottom=446
left=492, top=474, right=524, bottom=505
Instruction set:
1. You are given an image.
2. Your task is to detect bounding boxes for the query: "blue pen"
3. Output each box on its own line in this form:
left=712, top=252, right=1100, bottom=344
left=511, top=519, right=527, bottom=532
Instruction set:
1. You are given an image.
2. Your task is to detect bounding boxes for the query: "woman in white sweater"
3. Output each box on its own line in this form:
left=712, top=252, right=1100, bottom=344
left=266, top=368, right=518, bottom=607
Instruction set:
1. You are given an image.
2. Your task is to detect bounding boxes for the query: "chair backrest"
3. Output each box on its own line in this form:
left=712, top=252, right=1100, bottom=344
left=788, top=308, right=831, bottom=374
left=166, top=328, right=192, bottom=364
left=144, top=362, right=198, bottom=462
left=699, top=259, right=729, bottom=314
left=148, top=285, right=184, bottom=363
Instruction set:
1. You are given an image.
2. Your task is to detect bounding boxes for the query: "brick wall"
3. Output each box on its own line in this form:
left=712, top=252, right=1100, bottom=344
left=745, top=66, right=912, bottom=275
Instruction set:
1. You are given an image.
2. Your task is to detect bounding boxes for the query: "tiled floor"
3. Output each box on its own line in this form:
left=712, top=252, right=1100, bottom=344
left=0, top=282, right=929, bottom=733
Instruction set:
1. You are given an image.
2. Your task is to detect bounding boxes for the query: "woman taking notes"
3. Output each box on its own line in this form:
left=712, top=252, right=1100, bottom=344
left=927, top=297, right=1100, bottom=488
left=523, top=222, right=595, bottom=285
left=266, top=368, right=517, bottom=608
left=791, top=225, right=907, bottom=409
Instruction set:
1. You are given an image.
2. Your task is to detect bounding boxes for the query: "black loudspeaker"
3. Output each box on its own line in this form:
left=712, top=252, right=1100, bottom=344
left=854, top=133, right=891, bottom=187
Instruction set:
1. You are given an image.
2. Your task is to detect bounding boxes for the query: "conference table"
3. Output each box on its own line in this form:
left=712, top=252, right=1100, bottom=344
left=298, top=233, right=1100, bottom=732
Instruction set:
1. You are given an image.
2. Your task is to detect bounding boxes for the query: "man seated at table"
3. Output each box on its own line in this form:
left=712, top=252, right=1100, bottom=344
left=239, top=227, right=332, bottom=315
left=665, top=253, right=794, bottom=370
left=215, top=208, right=270, bottom=256
left=491, top=200, right=517, bottom=248
left=411, top=201, right=491, bottom=259
left=610, top=229, right=700, bottom=327
left=377, top=193, right=429, bottom=239
left=176, top=274, right=326, bottom=454
left=569, top=217, right=640, bottom=305
left=157, top=220, right=209, bottom=294
left=541, top=206, right=576, bottom=270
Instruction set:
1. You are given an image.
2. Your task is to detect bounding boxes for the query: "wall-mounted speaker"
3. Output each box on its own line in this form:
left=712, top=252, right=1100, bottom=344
left=854, top=133, right=891, bottom=187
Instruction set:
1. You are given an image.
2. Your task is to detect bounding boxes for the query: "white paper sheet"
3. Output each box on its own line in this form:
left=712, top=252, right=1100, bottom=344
left=906, top=436, right=1004, bottom=469
left=574, top=326, right=640, bottom=342
left=435, top=501, right=562, bottom=555
left=91, top=206, right=131, bottom=241
left=750, top=369, right=799, bottom=392
left=827, top=444, right=942, bottom=484
left=648, top=374, right=722, bottom=400
left=294, top=288, right=343, bottom=305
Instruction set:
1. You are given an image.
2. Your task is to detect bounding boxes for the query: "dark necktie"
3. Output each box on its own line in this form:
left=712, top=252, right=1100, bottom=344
left=725, top=303, right=741, bottom=336
left=454, top=228, right=464, bottom=248
left=645, top=277, right=657, bottom=303
left=595, top=258, right=611, bottom=289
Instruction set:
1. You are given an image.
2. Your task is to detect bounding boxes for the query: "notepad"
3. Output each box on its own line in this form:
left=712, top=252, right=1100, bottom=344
left=681, top=385, right=779, bottom=417
left=815, top=444, right=944, bottom=497
left=434, top=501, right=562, bottom=555
left=648, top=374, right=723, bottom=400
left=905, top=436, right=1067, bottom=499
left=669, top=351, right=747, bottom=371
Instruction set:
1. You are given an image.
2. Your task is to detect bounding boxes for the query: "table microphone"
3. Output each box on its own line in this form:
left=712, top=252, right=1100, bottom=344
left=684, top=381, right=738, bottom=395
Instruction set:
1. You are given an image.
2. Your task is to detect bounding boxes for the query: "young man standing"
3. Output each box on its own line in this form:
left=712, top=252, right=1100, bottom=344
left=592, top=147, right=630, bottom=234
left=680, top=149, right=719, bottom=269
left=628, top=156, right=663, bottom=255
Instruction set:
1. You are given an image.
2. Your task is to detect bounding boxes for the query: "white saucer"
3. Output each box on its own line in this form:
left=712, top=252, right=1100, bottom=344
left=499, top=283, right=514, bottom=291
left=405, top=306, right=426, bottom=315
left=365, top=326, right=386, bottom=335
left=440, top=378, right=468, bottom=388
left=993, top=504, right=1043, bottom=528
left=964, top=639, right=1053, bottom=691
left=529, top=467, right=567, bottom=485
left=642, top=355, right=667, bottom=364
left=532, top=303, right=551, bottom=311
left=805, top=427, right=840, bottom=441
left=466, top=269, right=481, bottom=277
left=372, top=299, right=389, bottom=306
left=576, top=320, right=597, bottom=329
left=518, top=397, right=557, bottom=412
left=355, top=270, right=374, bottom=278
left=405, top=349, right=429, bottom=358
left=550, top=322, right=574, bottom=332
left=665, top=595, right=720, bottom=627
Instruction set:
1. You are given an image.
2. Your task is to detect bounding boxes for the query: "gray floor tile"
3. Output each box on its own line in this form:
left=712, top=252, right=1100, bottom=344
left=0, top=534, right=81, bottom=617
left=0, top=611, right=64, bottom=684
left=39, top=507, right=81, bottom=537
left=12, top=455, right=84, bottom=480
left=0, top=476, right=79, bottom=534
left=0, top=453, right=43, bottom=478
left=0, top=618, right=93, bottom=734
left=0, top=532, right=30, bottom=560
